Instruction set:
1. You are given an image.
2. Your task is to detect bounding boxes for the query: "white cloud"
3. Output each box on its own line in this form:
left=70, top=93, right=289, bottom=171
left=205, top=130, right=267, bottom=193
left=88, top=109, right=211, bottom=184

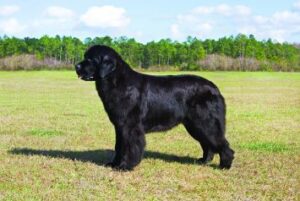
left=215, top=4, right=232, bottom=16
left=253, top=15, right=269, bottom=24
left=177, top=14, right=198, bottom=24
left=0, top=5, right=20, bottom=16
left=26, top=6, right=78, bottom=36
left=171, top=16, right=214, bottom=40
left=171, top=3, right=253, bottom=40
left=44, top=6, right=75, bottom=20
left=294, top=0, right=300, bottom=10
left=272, top=10, right=300, bottom=24
left=0, top=18, right=26, bottom=34
left=235, top=5, right=252, bottom=16
left=238, top=25, right=257, bottom=35
left=192, top=6, right=214, bottom=15
left=135, top=31, right=143, bottom=38
left=268, top=29, right=287, bottom=42
left=255, top=10, right=300, bottom=42
left=248, top=9, right=300, bottom=42
left=80, top=6, right=130, bottom=28
left=25, top=5, right=133, bottom=38
left=171, top=2, right=300, bottom=42
left=201, top=23, right=213, bottom=31
left=192, top=4, right=251, bottom=17
left=171, top=24, right=182, bottom=39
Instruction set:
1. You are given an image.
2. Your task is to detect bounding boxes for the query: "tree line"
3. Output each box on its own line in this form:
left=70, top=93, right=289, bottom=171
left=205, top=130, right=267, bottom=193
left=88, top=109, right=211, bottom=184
left=0, top=34, right=299, bottom=71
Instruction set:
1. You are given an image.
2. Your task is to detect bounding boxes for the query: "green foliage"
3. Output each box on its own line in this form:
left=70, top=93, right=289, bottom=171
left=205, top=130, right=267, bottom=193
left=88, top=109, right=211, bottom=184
left=0, top=34, right=299, bottom=71
left=259, top=61, right=273, bottom=71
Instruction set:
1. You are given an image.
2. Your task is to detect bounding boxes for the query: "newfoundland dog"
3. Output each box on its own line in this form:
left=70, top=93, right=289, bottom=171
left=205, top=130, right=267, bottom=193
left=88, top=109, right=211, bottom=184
left=75, top=45, right=234, bottom=170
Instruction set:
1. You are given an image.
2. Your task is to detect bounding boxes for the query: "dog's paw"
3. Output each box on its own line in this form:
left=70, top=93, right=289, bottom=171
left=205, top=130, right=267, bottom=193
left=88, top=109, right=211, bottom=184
left=197, top=157, right=212, bottom=165
left=113, top=162, right=134, bottom=171
left=219, top=161, right=232, bottom=169
left=105, top=161, right=118, bottom=168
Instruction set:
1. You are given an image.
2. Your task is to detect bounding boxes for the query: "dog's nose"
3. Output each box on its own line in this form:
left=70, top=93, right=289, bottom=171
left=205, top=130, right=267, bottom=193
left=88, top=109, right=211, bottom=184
left=75, top=64, right=81, bottom=70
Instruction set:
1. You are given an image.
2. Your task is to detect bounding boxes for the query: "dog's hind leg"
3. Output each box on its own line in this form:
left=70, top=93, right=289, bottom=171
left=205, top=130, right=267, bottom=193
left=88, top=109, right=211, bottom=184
left=184, top=117, right=234, bottom=169
left=184, top=121, right=214, bottom=164
left=185, top=96, right=234, bottom=169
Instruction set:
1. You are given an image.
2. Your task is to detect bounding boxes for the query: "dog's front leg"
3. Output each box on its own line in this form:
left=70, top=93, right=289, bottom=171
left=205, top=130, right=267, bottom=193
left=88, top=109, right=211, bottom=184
left=113, top=124, right=145, bottom=171
left=105, top=127, right=122, bottom=168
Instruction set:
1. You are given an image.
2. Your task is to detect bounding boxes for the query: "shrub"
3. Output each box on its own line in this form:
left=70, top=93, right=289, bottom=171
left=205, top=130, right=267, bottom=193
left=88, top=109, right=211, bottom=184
left=0, top=54, right=72, bottom=70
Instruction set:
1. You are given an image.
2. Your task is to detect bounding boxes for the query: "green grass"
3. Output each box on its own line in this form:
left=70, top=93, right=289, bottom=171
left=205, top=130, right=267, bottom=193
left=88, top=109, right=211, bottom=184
left=28, top=129, right=64, bottom=137
left=239, top=142, right=291, bottom=153
left=0, top=71, right=299, bottom=200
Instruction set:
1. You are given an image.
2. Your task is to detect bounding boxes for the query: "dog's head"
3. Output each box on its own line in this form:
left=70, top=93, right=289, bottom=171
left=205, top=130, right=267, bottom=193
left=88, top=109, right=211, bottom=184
left=75, top=45, right=119, bottom=81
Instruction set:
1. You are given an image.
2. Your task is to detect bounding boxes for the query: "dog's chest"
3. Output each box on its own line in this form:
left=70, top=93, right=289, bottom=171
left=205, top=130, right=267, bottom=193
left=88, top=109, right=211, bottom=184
left=99, top=85, right=141, bottom=122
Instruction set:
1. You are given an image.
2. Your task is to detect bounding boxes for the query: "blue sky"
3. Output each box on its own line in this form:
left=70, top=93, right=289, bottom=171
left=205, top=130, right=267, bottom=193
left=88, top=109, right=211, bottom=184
left=0, top=0, right=299, bottom=43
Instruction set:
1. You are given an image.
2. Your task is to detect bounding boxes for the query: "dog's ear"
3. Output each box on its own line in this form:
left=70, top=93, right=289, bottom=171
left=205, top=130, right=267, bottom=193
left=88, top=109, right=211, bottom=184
left=98, top=56, right=117, bottom=78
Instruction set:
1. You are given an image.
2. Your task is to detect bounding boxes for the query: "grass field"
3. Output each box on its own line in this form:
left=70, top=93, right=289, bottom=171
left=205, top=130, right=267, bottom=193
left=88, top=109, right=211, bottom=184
left=0, top=71, right=299, bottom=200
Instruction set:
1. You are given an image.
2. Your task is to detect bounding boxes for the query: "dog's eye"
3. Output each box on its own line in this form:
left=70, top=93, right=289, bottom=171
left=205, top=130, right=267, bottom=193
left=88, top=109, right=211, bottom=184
left=87, top=58, right=97, bottom=64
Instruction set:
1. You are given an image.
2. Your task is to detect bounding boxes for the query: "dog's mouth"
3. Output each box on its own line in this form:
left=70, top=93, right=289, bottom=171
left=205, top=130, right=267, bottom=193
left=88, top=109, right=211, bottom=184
left=78, top=74, right=95, bottom=81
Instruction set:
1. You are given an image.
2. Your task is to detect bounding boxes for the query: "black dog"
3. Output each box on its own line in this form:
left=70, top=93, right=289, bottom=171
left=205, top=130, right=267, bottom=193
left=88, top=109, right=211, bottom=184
left=75, top=45, right=234, bottom=170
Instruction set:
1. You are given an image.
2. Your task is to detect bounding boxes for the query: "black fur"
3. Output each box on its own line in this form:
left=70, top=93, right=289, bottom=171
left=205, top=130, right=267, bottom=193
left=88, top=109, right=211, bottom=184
left=75, top=45, right=234, bottom=170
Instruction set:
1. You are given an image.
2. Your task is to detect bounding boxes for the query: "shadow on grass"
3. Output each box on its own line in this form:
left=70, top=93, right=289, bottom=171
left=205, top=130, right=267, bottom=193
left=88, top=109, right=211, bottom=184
left=8, top=148, right=207, bottom=167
